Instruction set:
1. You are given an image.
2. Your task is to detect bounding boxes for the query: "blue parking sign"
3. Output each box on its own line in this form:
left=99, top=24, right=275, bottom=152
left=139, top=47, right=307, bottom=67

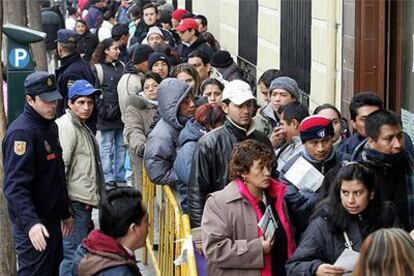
left=9, top=48, right=30, bottom=69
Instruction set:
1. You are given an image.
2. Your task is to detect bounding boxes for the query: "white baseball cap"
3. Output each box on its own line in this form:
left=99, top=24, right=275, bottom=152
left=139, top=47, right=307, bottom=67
left=221, top=80, right=255, bottom=105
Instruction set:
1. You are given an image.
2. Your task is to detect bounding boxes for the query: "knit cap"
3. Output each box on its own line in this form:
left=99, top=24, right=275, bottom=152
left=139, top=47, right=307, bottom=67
left=269, top=76, right=300, bottom=100
left=146, top=26, right=164, bottom=40
left=148, top=52, right=171, bottom=70
left=210, top=51, right=234, bottom=68
left=133, top=44, right=154, bottom=65
left=299, top=115, right=334, bottom=143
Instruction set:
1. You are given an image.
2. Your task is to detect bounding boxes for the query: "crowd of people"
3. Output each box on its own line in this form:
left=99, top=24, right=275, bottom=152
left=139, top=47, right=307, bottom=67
left=2, top=0, right=414, bottom=275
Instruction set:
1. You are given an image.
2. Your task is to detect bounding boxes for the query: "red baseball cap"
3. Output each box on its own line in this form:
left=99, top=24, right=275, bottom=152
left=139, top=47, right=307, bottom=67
left=172, top=9, right=188, bottom=22
left=176, top=18, right=199, bottom=32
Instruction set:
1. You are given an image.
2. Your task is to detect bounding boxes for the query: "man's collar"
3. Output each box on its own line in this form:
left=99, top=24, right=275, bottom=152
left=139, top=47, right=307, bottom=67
left=226, top=116, right=256, bottom=136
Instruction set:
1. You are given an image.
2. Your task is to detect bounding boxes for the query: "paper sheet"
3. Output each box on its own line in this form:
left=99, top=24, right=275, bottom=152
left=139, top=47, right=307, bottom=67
left=284, top=156, right=324, bottom=192
left=334, top=248, right=360, bottom=274
left=173, top=235, right=194, bottom=266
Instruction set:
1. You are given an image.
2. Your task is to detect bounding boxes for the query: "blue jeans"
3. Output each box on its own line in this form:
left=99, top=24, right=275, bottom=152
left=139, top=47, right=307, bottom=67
left=59, top=202, right=93, bottom=276
left=99, top=129, right=126, bottom=183
left=124, top=151, right=132, bottom=186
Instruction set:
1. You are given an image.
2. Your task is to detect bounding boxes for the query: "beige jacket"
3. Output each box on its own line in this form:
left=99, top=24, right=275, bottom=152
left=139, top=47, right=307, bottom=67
left=117, top=70, right=144, bottom=122
left=201, top=182, right=264, bottom=276
left=123, top=94, right=157, bottom=188
left=56, top=110, right=103, bottom=206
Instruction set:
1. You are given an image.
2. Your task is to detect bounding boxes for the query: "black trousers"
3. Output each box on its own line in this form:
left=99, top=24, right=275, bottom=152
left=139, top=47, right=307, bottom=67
left=13, top=221, right=63, bottom=276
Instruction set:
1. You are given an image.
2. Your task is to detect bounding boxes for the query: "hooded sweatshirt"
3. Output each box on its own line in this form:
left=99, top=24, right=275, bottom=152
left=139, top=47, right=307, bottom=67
left=72, top=230, right=141, bottom=276
left=143, top=78, right=193, bottom=185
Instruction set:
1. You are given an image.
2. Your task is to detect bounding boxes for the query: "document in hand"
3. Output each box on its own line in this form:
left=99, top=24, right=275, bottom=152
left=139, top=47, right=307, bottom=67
left=284, top=156, right=324, bottom=192
left=258, top=205, right=278, bottom=240
left=334, top=248, right=360, bottom=274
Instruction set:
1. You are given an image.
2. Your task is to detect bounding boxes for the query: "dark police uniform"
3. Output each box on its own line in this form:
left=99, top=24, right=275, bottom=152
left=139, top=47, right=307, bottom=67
left=55, top=29, right=96, bottom=132
left=3, top=71, right=71, bottom=276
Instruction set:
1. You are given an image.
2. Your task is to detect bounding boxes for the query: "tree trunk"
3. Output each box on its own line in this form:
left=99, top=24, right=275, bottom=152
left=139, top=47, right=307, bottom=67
left=27, top=0, right=48, bottom=71
left=0, top=0, right=17, bottom=274
left=3, top=0, right=26, bottom=26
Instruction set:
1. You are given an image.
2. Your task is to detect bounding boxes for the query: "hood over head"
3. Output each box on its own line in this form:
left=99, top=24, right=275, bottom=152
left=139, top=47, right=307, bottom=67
left=157, top=78, right=192, bottom=128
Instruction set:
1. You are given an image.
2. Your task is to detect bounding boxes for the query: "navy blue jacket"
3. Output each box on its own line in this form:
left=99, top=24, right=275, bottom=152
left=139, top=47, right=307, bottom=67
left=339, top=133, right=365, bottom=155
left=279, top=150, right=349, bottom=236
left=95, top=60, right=125, bottom=131
left=56, top=52, right=96, bottom=132
left=56, top=52, right=96, bottom=116
left=2, top=105, right=70, bottom=234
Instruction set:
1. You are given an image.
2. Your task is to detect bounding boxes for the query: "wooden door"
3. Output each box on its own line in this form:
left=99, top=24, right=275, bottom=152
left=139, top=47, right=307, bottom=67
left=354, top=0, right=386, bottom=99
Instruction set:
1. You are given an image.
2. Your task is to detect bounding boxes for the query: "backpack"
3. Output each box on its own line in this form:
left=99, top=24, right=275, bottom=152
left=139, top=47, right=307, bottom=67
left=94, top=63, right=104, bottom=88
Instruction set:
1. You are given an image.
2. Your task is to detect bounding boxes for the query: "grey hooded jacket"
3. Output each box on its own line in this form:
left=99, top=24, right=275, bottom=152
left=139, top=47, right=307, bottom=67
left=143, top=78, right=192, bottom=185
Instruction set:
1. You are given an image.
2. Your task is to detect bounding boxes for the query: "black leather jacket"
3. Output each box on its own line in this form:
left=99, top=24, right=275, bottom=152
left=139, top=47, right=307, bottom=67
left=188, top=119, right=272, bottom=227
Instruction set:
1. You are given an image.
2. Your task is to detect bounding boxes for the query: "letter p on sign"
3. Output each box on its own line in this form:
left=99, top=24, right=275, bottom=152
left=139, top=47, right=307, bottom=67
left=9, top=48, right=30, bottom=69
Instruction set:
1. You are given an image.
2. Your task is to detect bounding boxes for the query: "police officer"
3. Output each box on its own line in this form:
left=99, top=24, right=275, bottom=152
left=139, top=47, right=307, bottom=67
left=3, top=71, right=74, bottom=275
left=55, top=29, right=96, bottom=132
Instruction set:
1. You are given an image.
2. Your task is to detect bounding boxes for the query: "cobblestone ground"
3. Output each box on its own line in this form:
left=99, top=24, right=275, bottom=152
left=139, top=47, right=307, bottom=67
left=92, top=209, right=156, bottom=276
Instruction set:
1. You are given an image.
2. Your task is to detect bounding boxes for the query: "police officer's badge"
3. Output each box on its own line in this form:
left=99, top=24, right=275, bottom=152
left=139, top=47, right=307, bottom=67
left=14, top=141, right=26, bottom=156
left=44, top=141, right=51, bottom=153
left=47, top=78, right=53, bottom=87
left=317, top=129, right=326, bottom=138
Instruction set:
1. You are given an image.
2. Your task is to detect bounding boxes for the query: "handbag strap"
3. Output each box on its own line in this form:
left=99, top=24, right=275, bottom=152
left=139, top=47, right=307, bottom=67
left=343, top=231, right=354, bottom=249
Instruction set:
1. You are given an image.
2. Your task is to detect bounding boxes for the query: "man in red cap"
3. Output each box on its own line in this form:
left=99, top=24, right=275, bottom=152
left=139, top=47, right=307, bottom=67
left=171, top=8, right=189, bottom=28
left=279, top=115, right=349, bottom=237
left=173, top=18, right=214, bottom=63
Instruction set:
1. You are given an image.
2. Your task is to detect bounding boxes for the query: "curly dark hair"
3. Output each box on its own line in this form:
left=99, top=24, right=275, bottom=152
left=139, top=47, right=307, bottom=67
left=91, top=38, right=117, bottom=65
left=229, top=140, right=274, bottom=180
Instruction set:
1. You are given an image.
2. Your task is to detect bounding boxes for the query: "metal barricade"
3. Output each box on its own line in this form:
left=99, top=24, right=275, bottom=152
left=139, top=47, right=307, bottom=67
left=142, top=167, right=198, bottom=276
left=182, top=214, right=198, bottom=276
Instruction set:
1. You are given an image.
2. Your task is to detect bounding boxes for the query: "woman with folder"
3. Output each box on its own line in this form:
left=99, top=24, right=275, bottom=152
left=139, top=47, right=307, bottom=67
left=201, top=139, right=295, bottom=276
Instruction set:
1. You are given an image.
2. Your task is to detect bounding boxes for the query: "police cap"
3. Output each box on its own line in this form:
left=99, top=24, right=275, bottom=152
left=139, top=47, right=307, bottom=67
left=56, top=29, right=79, bottom=44
left=24, top=71, right=62, bottom=102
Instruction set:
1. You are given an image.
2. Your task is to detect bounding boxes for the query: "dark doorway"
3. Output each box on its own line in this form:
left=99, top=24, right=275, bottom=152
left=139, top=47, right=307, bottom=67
left=185, top=0, right=192, bottom=13
left=238, top=0, right=258, bottom=94
left=280, top=0, right=311, bottom=105
left=238, top=0, right=258, bottom=65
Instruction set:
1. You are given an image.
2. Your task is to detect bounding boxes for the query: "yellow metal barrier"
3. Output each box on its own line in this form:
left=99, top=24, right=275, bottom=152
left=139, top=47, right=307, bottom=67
left=182, top=214, right=198, bottom=276
left=142, top=167, right=198, bottom=276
